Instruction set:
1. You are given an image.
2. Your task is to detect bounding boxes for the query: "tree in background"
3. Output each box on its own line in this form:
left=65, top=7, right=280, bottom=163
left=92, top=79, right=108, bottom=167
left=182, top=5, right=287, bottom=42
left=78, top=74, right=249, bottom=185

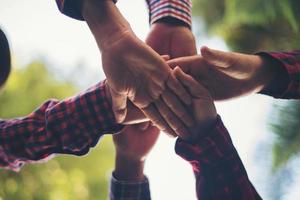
left=193, top=0, right=300, bottom=53
left=0, top=61, right=115, bottom=200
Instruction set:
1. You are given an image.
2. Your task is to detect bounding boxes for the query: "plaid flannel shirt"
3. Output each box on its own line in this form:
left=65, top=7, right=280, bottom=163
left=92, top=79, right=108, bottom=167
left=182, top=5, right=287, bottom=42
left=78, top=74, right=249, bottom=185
left=110, top=174, right=151, bottom=200
left=55, top=0, right=192, bottom=27
left=0, top=81, right=123, bottom=171
left=107, top=51, right=300, bottom=200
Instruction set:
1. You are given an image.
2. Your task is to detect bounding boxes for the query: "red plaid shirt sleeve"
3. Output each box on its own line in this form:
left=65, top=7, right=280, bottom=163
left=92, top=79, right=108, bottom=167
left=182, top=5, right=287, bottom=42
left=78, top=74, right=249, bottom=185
left=0, top=81, right=123, bottom=171
left=175, top=116, right=262, bottom=200
left=258, top=51, right=300, bottom=99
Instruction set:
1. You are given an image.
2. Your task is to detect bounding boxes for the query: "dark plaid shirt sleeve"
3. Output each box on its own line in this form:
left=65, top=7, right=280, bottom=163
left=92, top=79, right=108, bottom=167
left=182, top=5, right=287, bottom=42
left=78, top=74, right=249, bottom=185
left=175, top=116, right=262, bottom=200
left=0, top=81, right=123, bottom=171
left=258, top=51, right=300, bottom=99
left=55, top=0, right=117, bottom=20
left=110, top=173, right=151, bottom=200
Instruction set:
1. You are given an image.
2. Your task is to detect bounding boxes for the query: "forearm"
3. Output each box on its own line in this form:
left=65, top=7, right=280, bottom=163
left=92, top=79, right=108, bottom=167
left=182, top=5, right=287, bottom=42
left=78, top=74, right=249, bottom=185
left=175, top=116, right=262, bottom=199
left=82, top=0, right=133, bottom=50
left=0, top=81, right=122, bottom=171
left=114, top=154, right=145, bottom=181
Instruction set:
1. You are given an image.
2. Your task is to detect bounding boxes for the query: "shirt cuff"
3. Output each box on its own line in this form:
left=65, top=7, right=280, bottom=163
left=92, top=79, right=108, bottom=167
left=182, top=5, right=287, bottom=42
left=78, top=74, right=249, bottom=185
left=257, top=51, right=300, bottom=99
left=175, top=115, right=236, bottom=167
left=110, top=173, right=151, bottom=200
left=147, top=0, right=192, bottom=28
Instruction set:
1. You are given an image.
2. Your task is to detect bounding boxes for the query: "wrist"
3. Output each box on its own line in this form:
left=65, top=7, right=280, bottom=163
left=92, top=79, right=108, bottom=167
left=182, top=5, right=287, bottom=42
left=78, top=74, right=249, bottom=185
left=188, top=114, right=218, bottom=142
left=82, top=0, right=133, bottom=50
left=114, top=154, right=145, bottom=181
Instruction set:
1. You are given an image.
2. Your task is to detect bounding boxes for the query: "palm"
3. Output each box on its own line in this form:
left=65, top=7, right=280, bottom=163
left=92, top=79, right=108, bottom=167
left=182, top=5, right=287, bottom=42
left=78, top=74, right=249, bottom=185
left=146, top=23, right=196, bottom=58
left=113, top=123, right=160, bottom=160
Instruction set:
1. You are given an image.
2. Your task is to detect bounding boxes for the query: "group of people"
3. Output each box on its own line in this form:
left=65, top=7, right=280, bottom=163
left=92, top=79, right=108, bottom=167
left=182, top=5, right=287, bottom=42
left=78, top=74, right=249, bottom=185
left=1, top=0, right=300, bottom=199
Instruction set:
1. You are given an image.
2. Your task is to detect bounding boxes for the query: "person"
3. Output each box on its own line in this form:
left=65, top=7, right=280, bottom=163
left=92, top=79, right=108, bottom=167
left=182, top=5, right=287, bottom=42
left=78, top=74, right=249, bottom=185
left=110, top=48, right=300, bottom=199
left=55, top=0, right=196, bottom=137
left=0, top=28, right=11, bottom=88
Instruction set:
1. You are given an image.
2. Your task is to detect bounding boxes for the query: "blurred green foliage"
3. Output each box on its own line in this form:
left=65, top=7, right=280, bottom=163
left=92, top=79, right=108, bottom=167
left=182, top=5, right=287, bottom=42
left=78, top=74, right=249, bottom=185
left=270, top=101, right=300, bottom=170
left=192, top=0, right=300, bottom=53
left=0, top=62, right=115, bottom=200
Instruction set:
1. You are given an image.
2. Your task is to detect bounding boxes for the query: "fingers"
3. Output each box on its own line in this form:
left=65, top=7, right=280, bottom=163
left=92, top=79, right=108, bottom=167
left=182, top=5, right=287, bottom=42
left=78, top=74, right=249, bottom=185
left=142, top=104, right=177, bottom=137
left=167, top=56, right=197, bottom=71
left=174, top=66, right=211, bottom=99
left=161, top=54, right=171, bottom=61
left=110, top=88, right=128, bottom=123
left=161, top=88, right=194, bottom=127
left=154, top=99, right=191, bottom=140
left=136, top=121, right=151, bottom=131
left=201, top=46, right=236, bottom=68
left=166, top=71, right=192, bottom=105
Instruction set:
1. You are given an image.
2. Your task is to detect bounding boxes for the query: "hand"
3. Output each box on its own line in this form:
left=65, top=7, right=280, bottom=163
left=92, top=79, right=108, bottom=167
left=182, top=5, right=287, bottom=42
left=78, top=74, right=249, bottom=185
left=82, top=1, right=193, bottom=137
left=168, top=46, right=279, bottom=100
left=173, top=67, right=217, bottom=141
left=113, top=122, right=160, bottom=181
left=146, top=21, right=196, bottom=58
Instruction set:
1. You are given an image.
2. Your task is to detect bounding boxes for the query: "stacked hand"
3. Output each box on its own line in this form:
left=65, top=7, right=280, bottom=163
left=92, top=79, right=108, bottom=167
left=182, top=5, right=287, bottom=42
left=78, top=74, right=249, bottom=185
left=168, top=46, right=279, bottom=100
left=102, top=32, right=194, bottom=137
left=172, top=67, right=217, bottom=141
left=83, top=0, right=194, bottom=137
left=144, top=20, right=197, bottom=137
left=113, top=122, right=160, bottom=181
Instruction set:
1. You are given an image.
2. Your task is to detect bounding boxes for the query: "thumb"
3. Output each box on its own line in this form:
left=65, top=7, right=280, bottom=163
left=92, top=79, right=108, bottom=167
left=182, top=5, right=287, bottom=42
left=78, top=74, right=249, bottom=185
left=110, top=88, right=128, bottom=123
left=136, top=121, right=151, bottom=131
left=201, top=46, right=236, bottom=68
left=174, top=66, right=211, bottom=99
left=161, top=54, right=171, bottom=61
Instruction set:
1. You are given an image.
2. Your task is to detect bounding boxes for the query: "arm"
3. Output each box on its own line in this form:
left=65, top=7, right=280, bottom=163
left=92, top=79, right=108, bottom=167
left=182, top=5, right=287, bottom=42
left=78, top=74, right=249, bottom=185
left=168, top=47, right=300, bottom=100
left=110, top=122, right=159, bottom=200
left=0, top=80, right=151, bottom=172
left=56, top=0, right=194, bottom=138
left=172, top=68, right=262, bottom=199
left=175, top=117, right=262, bottom=200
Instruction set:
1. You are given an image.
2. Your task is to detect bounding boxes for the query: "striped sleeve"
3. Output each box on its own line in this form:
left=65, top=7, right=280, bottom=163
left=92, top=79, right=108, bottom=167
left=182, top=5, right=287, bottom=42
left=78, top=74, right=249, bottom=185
left=146, top=0, right=192, bottom=27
